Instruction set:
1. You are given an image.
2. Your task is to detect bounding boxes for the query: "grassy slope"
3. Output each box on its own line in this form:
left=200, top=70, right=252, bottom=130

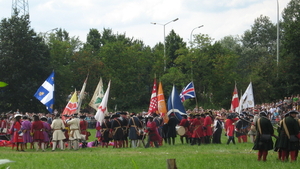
left=0, top=129, right=299, bottom=169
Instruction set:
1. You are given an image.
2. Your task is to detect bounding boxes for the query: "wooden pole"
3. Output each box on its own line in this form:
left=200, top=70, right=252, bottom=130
left=167, top=159, right=177, bottom=169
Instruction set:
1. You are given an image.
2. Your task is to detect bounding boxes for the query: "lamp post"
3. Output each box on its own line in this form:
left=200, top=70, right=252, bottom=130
left=151, top=18, right=179, bottom=72
left=190, top=25, right=204, bottom=45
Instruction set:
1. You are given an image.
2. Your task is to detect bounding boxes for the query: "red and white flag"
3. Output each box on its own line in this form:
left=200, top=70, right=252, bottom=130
left=147, top=79, right=158, bottom=114
left=62, top=89, right=78, bottom=120
left=230, top=85, right=239, bottom=113
left=95, top=80, right=111, bottom=125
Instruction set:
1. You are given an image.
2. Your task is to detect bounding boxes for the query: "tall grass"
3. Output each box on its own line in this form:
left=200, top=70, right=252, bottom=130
left=0, top=130, right=299, bottom=169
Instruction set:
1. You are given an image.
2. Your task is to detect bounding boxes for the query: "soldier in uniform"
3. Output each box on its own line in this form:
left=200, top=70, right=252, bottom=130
left=178, top=114, right=190, bottom=144
left=278, top=110, right=300, bottom=162
left=190, top=114, right=203, bottom=146
left=145, top=116, right=161, bottom=148
left=225, top=113, right=239, bottom=145
left=67, top=113, right=81, bottom=150
left=31, top=115, right=45, bottom=151
left=79, top=115, right=89, bottom=141
left=128, top=112, right=142, bottom=148
left=120, top=112, right=129, bottom=148
left=252, top=111, right=274, bottom=161
left=111, top=113, right=123, bottom=148
left=203, top=111, right=213, bottom=144
left=100, top=116, right=111, bottom=148
left=51, top=113, right=66, bottom=151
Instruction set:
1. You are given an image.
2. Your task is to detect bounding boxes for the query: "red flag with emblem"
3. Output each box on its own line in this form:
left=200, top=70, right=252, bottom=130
left=230, top=84, right=239, bottom=113
left=62, top=89, right=78, bottom=120
left=148, top=79, right=158, bottom=115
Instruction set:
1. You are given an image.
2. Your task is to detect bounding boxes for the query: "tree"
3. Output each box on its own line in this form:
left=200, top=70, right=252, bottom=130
left=280, top=0, right=300, bottom=95
left=165, top=30, right=187, bottom=69
left=0, top=12, right=51, bottom=112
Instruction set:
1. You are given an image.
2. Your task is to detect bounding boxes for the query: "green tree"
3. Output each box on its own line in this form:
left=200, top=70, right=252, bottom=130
left=280, top=0, right=300, bottom=95
left=0, top=12, right=51, bottom=112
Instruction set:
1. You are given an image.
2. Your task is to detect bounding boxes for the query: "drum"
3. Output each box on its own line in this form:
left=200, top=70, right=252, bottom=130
left=176, top=126, right=185, bottom=136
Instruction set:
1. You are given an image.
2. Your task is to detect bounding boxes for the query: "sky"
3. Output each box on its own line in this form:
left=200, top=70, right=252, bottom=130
left=0, top=0, right=291, bottom=47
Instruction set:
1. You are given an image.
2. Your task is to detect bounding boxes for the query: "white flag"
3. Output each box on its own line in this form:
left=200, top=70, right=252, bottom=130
left=94, top=80, right=111, bottom=125
left=77, top=76, right=88, bottom=113
left=238, top=82, right=254, bottom=112
left=89, top=77, right=104, bottom=111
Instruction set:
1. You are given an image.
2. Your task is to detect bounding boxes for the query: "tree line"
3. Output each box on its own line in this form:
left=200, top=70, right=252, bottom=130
left=1, top=0, right=300, bottom=113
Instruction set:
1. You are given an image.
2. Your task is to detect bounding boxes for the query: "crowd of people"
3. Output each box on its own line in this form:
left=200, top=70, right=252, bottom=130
left=0, top=95, right=300, bottom=163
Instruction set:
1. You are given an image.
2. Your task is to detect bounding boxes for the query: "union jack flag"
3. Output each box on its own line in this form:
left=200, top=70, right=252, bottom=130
left=180, top=82, right=196, bottom=102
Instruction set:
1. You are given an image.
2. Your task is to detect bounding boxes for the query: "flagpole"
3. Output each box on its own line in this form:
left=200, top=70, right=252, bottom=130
left=192, top=81, right=198, bottom=109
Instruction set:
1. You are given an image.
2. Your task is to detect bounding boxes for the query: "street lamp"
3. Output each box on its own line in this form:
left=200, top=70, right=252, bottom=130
left=190, top=25, right=204, bottom=44
left=151, top=18, right=179, bottom=72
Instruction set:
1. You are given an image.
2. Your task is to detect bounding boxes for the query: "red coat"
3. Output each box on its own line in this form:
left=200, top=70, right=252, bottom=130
left=179, top=118, right=191, bottom=137
left=203, top=115, right=213, bottom=136
left=13, top=120, right=23, bottom=143
left=31, top=120, right=44, bottom=141
left=146, top=121, right=161, bottom=141
left=80, top=120, right=89, bottom=140
left=191, top=118, right=203, bottom=138
left=225, top=118, right=239, bottom=137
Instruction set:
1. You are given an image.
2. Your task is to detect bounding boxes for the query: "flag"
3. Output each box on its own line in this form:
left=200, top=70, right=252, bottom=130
left=95, top=80, right=111, bottom=125
left=89, top=77, right=104, bottom=111
left=167, top=85, right=186, bottom=122
left=62, top=89, right=78, bottom=119
left=230, top=84, right=239, bottom=113
left=180, top=82, right=196, bottom=102
left=77, top=76, right=88, bottom=113
left=34, top=72, right=55, bottom=113
left=157, top=82, right=169, bottom=124
left=238, top=82, right=255, bottom=112
left=147, top=79, right=158, bottom=114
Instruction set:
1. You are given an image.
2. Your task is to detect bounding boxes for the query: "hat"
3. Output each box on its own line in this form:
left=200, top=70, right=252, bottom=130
left=22, top=115, right=28, bottom=119
left=80, top=115, right=86, bottom=119
left=14, top=114, right=22, bottom=118
left=288, top=110, right=299, bottom=114
left=72, top=113, right=78, bottom=117
left=41, top=116, right=47, bottom=121
left=147, top=115, right=154, bottom=119
left=104, top=116, right=110, bottom=119
left=194, top=113, right=201, bottom=117
left=120, top=112, right=127, bottom=115
left=260, top=111, right=268, bottom=116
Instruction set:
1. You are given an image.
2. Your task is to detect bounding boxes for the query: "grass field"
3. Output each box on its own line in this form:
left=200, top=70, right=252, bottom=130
left=0, top=129, right=299, bottom=169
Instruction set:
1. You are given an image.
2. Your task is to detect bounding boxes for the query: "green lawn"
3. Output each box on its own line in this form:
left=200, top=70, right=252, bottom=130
left=0, top=130, right=299, bottom=169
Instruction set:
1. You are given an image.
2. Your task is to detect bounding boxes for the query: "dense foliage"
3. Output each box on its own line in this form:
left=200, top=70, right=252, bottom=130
left=1, top=0, right=300, bottom=113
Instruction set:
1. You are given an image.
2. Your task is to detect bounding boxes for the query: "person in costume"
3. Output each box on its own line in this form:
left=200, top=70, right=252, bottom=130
left=277, top=110, right=300, bottom=162
left=225, top=113, right=239, bottom=145
left=190, top=114, right=203, bottom=146
left=51, top=113, right=66, bottom=151
left=110, top=113, right=123, bottom=148
left=100, top=116, right=111, bottom=148
left=203, top=111, right=213, bottom=144
left=145, top=116, right=161, bottom=148
left=120, top=112, right=129, bottom=148
left=212, top=115, right=224, bottom=144
left=252, top=111, right=275, bottom=161
left=12, top=114, right=24, bottom=151
left=79, top=115, right=89, bottom=141
left=178, top=114, right=191, bottom=144
left=166, top=113, right=178, bottom=145
left=128, top=112, right=143, bottom=148
left=21, top=115, right=33, bottom=149
left=41, top=116, right=51, bottom=149
left=31, top=115, right=45, bottom=151
left=67, top=113, right=81, bottom=150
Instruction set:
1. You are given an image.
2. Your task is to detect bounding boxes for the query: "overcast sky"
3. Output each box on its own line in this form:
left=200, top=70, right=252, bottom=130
left=0, top=0, right=290, bottom=47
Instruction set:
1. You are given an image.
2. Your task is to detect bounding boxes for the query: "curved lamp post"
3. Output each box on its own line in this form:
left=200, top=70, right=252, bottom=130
left=151, top=18, right=179, bottom=72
